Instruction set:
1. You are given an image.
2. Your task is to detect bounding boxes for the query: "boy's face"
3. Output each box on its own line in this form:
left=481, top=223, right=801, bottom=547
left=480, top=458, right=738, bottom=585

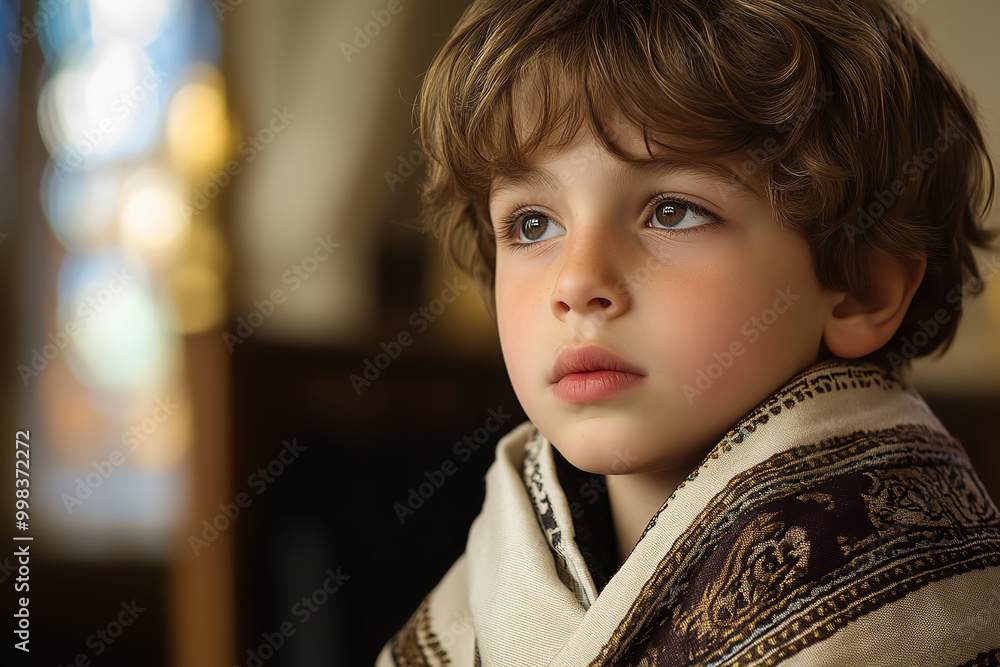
left=489, top=121, right=841, bottom=476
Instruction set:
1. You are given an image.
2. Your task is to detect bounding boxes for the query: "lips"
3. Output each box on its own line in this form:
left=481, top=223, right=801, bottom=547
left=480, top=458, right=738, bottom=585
left=550, top=345, right=645, bottom=383
left=550, top=345, right=646, bottom=403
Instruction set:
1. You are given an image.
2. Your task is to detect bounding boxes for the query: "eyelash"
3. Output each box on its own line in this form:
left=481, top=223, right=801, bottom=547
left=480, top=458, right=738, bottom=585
left=495, top=194, right=724, bottom=251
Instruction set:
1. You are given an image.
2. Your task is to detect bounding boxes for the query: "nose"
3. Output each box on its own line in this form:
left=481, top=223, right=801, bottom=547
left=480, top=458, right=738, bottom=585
left=550, top=225, right=631, bottom=323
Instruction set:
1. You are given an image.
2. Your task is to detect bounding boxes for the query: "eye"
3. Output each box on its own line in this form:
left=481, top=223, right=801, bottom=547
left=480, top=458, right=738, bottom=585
left=520, top=213, right=563, bottom=242
left=648, top=197, right=720, bottom=231
left=498, top=210, right=566, bottom=246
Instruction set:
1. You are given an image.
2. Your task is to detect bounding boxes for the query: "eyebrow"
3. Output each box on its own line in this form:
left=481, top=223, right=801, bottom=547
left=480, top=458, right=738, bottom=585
left=491, top=158, right=760, bottom=202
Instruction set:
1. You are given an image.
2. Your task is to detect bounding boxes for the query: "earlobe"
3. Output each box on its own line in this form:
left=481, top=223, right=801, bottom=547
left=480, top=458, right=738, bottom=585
left=822, top=249, right=927, bottom=359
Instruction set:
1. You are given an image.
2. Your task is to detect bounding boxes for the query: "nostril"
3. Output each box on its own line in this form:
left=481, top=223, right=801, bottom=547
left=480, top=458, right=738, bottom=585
left=597, top=298, right=611, bottom=308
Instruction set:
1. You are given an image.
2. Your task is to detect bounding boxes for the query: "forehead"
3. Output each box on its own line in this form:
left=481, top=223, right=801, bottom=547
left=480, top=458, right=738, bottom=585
left=489, top=131, right=762, bottom=204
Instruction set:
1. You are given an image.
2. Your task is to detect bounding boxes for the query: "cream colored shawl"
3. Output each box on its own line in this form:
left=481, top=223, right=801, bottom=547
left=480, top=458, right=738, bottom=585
left=377, top=360, right=1000, bottom=666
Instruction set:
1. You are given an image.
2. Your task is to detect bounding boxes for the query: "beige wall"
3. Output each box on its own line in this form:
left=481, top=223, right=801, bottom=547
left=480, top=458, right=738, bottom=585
left=905, top=1, right=1000, bottom=393
left=224, top=0, right=472, bottom=348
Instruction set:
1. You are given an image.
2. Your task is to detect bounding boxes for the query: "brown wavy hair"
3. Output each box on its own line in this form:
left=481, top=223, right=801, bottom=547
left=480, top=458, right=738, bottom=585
left=415, top=0, right=996, bottom=366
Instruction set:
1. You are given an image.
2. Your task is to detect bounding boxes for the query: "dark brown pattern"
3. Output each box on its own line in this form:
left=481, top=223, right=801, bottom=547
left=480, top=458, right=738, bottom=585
left=523, top=429, right=593, bottom=607
left=959, top=648, right=1000, bottom=666
left=636, top=362, right=901, bottom=544
left=589, top=420, right=1000, bottom=666
left=672, top=512, right=811, bottom=644
left=390, top=598, right=451, bottom=667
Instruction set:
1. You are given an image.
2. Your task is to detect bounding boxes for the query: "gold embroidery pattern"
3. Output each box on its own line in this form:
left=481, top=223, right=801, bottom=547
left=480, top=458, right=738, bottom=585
left=590, top=421, right=1000, bottom=666
left=864, top=464, right=997, bottom=531
left=637, top=362, right=899, bottom=543
left=674, top=512, right=810, bottom=644
left=740, top=543, right=1000, bottom=667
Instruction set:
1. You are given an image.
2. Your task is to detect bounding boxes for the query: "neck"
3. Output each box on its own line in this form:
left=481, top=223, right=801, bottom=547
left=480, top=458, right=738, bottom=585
left=605, top=467, right=690, bottom=565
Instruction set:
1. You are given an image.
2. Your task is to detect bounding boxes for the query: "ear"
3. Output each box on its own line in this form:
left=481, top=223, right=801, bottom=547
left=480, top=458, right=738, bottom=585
left=822, top=249, right=927, bottom=359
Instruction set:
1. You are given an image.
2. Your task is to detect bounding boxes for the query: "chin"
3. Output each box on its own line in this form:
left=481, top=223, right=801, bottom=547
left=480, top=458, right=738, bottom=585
left=553, top=445, right=616, bottom=475
left=539, top=421, right=652, bottom=475
left=543, top=415, right=716, bottom=478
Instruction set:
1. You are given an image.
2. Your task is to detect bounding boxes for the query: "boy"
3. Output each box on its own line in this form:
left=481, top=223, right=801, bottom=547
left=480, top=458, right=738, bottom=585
left=379, top=0, right=1000, bottom=664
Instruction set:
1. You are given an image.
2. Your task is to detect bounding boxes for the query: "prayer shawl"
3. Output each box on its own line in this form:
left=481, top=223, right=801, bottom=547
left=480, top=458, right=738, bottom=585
left=377, top=360, right=1000, bottom=666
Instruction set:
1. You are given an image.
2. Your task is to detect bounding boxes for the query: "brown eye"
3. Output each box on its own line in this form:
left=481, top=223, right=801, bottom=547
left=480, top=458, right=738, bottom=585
left=649, top=198, right=716, bottom=231
left=499, top=209, right=564, bottom=245
left=655, top=201, right=685, bottom=227
left=522, top=214, right=548, bottom=240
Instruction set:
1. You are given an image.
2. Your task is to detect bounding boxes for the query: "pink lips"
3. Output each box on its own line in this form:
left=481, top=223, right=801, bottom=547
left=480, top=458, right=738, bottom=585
left=550, top=345, right=646, bottom=404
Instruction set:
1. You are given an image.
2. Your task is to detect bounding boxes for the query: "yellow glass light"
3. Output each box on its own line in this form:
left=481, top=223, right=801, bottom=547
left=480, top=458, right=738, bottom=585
left=167, top=69, right=230, bottom=177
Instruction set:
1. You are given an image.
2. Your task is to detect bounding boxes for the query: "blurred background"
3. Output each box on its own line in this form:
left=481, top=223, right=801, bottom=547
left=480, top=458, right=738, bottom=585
left=0, top=0, right=997, bottom=665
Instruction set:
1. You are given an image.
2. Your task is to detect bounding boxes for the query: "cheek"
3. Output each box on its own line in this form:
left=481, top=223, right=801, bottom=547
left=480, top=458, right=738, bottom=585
left=646, top=244, right=818, bottom=399
left=643, top=262, right=757, bottom=375
left=495, top=269, right=542, bottom=399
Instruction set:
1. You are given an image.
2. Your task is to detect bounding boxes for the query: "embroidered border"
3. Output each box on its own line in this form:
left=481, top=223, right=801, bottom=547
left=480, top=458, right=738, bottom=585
left=724, top=543, right=1000, bottom=666
left=590, top=422, right=1000, bottom=666
left=390, top=597, right=452, bottom=667
left=638, top=362, right=903, bottom=542
left=522, top=429, right=592, bottom=608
